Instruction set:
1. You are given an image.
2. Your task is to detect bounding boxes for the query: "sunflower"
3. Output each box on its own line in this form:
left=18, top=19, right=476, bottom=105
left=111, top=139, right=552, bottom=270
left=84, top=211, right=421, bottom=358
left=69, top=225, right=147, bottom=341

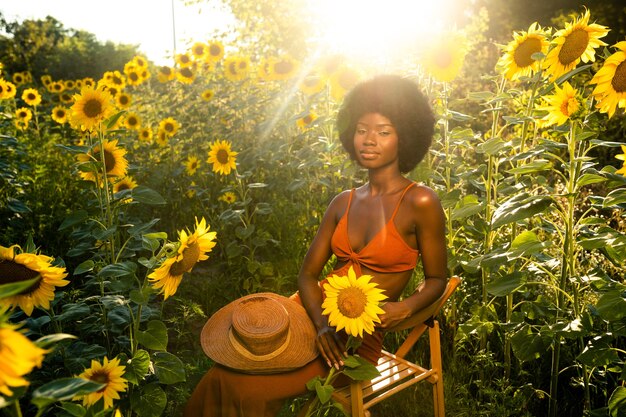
left=496, top=22, right=550, bottom=81
left=200, top=89, right=215, bottom=102
left=22, top=88, right=42, bottom=106
left=40, top=74, right=52, bottom=86
left=131, top=55, right=148, bottom=68
left=270, top=56, right=299, bottom=81
left=70, top=86, right=114, bottom=131
left=76, top=139, right=128, bottom=182
left=0, top=325, right=49, bottom=396
left=12, top=72, right=26, bottom=86
left=14, top=119, right=29, bottom=131
left=137, top=127, right=153, bottom=143
left=115, top=92, right=132, bottom=109
left=176, top=52, right=193, bottom=68
left=82, top=77, right=96, bottom=88
left=157, top=66, right=175, bottom=83
left=112, top=176, right=137, bottom=193
left=206, top=40, right=225, bottom=62
left=207, top=139, right=237, bottom=175
left=158, top=117, right=180, bottom=137
left=75, top=356, right=128, bottom=410
left=191, top=42, right=208, bottom=60
left=296, top=112, right=318, bottom=130
left=155, top=129, right=169, bottom=147
left=60, top=92, right=74, bottom=105
left=148, top=217, right=217, bottom=299
left=257, top=57, right=273, bottom=81
left=101, top=70, right=127, bottom=90
left=0, top=244, right=70, bottom=316
left=589, top=41, right=626, bottom=118
left=219, top=191, right=236, bottom=204
left=186, top=182, right=197, bottom=199
left=329, top=65, right=362, bottom=101
left=184, top=156, right=200, bottom=176
left=48, top=81, right=64, bottom=94
left=421, top=32, right=468, bottom=83
left=544, top=9, right=609, bottom=81
left=223, top=56, right=251, bottom=82
left=0, top=79, right=17, bottom=99
left=51, top=106, right=68, bottom=124
left=299, top=73, right=326, bottom=96
left=123, top=112, right=141, bottom=130
left=176, top=66, right=196, bottom=84
left=615, top=145, right=626, bottom=176
left=537, top=81, right=583, bottom=127
left=64, top=79, right=76, bottom=90
left=321, top=266, right=387, bottom=338
left=15, top=107, right=33, bottom=122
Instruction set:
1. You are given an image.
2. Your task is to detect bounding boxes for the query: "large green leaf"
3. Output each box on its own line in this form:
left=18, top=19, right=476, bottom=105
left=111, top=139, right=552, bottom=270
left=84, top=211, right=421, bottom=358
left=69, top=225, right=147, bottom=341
left=315, top=381, right=334, bottom=404
left=153, top=351, right=186, bottom=384
left=603, top=188, right=626, bottom=208
left=487, top=272, right=523, bottom=296
left=510, top=325, right=551, bottom=362
left=130, top=382, right=167, bottom=417
left=132, top=185, right=167, bottom=205
left=124, top=349, right=151, bottom=385
left=577, top=335, right=619, bottom=367
left=58, top=210, right=89, bottom=230
left=609, top=387, right=626, bottom=417
left=596, top=290, right=626, bottom=322
left=137, top=320, right=168, bottom=351
left=98, top=261, right=137, bottom=278
left=31, top=378, right=105, bottom=410
left=491, top=193, right=553, bottom=229
left=342, top=356, right=381, bottom=381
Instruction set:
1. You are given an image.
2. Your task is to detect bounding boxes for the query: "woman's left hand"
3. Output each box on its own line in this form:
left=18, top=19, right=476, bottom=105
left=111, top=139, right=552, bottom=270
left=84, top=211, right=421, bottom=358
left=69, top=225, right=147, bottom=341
left=377, top=301, right=411, bottom=330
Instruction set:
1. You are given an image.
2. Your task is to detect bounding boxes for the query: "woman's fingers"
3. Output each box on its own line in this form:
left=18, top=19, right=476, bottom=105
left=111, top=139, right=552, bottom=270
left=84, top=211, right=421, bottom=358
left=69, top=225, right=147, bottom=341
left=316, top=327, right=345, bottom=369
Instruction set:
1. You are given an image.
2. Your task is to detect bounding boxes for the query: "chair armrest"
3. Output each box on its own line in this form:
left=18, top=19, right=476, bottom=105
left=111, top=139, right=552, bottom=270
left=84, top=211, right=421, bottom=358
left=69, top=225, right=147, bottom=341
left=384, top=276, right=461, bottom=332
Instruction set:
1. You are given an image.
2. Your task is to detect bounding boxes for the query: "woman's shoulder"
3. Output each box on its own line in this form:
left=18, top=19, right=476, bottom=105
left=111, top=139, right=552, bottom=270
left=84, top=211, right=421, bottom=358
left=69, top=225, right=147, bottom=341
left=405, top=183, right=442, bottom=211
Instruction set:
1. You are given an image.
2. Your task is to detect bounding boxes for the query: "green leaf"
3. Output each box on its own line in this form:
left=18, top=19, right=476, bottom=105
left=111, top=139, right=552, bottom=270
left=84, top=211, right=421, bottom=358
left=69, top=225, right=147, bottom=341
left=491, top=193, right=552, bottom=229
left=603, top=188, right=626, bottom=207
left=507, top=160, right=552, bottom=175
left=137, top=320, right=168, bottom=351
left=577, top=173, right=606, bottom=188
left=487, top=272, right=523, bottom=296
left=124, top=349, right=151, bottom=385
left=153, top=351, right=186, bottom=384
left=577, top=337, right=619, bottom=367
left=58, top=210, right=89, bottom=230
left=451, top=195, right=483, bottom=220
left=476, top=137, right=510, bottom=156
left=130, top=286, right=152, bottom=305
left=7, top=197, right=31, bottom=213
left=98, top=262, right=137, bottom=278
left=73, top=260, right=94, bottom=275
left=127, top=218, right=161, bottom=236
left=316, top=382, right=334, bottom=404
left=130, top=382, right=167, bottom=417
left=305, top=375, right=324, bottom=392
left=596, top=290, right=626, bottom=322
left=0, top=276, right=40, bottom=299
left=59, top=402, right=86, bottom=417
left=132, top=186, right=167, bottom=205
left=510, top=325, right=551, bottom=362
left=55, top=303, right=91, bottom=322
left=609, top=387, right=626, bottom=417
left=31, top=378, right=105, bottom=410
left=35, top=333, right=76, bottom=349
left=342, top=356, right=381, bottom=381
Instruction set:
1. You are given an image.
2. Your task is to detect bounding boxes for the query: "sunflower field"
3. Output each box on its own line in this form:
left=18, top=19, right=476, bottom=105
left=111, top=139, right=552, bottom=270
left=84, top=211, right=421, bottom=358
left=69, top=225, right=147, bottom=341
left=1, top=2, right=626, bottom=416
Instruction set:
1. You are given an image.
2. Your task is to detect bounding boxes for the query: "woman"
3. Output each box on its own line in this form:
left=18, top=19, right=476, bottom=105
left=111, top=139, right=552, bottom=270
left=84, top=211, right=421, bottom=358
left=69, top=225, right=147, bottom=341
left=184, top=74, right=447, bottom=416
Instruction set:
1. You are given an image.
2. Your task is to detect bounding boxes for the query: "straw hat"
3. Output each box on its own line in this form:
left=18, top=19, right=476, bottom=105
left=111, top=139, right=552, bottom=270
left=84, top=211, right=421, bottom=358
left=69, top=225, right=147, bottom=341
left=201, top=293, right=318, bottom=374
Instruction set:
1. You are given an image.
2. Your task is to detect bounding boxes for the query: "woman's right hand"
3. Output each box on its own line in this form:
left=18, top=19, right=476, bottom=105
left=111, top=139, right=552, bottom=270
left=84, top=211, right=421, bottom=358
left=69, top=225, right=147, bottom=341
left=316, top=325, right=346, bottom=370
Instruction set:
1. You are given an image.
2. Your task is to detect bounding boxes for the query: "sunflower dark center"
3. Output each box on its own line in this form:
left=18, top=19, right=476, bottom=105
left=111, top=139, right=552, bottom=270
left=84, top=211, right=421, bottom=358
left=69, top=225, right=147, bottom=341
left=112, top=75, right=123, bottom=85
left=210, top=45, right=221, bottom=56
left=161, top=67, right=172, bottom=75
left=55, top=110, right=65, bottom=117
left=0, top=259, right=42, bottom=294
left=303, top=115, right=313, bottom=124
left=180, top=67, right=193, bottom=77
left=238, top=61, right=247, bottom=70
left=119, top=96, right=129, bottom=105
left=611, top=61, right=626, bottom=93
left=117, top=183, right=130, bottom=191
left=274, top=61, right=293, bottom=74
left=514, top=37, right=542, bottom=67
left=93, top=149, right=116, bottom=172
left=128, top=117, right=138, bottom=126
left=228, top=62, right=237, bottom=74
left=89, top=370, right=110, bottom=391
left=337, top=287, right=367, bottom=318
left=129, top=73, right=139, bottom=82
left=216, top=149, right=229, bottom=164
left=27, top=93, right=36, bottom=100
left=164, top=123, right=174, bottom=132
left=169, top=241, right=201, bottom=275
left=558, top=28, right=589, bottom=65
left=83, top=98, right=103, bottom=118
left=194, top=46, right=205, bottom=55
left=181, top=55, right=190, bottom=64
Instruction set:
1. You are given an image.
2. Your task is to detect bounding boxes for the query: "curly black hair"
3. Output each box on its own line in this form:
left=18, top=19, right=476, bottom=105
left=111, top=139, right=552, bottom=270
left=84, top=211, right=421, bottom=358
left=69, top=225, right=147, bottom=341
left=336, top=75, right=435, bottom=173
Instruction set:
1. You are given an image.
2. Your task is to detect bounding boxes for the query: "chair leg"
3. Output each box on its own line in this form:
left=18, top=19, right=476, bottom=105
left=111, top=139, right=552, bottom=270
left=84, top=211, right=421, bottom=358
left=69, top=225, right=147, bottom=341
left=350, top=380, right=366, bottom=417
left=429, top=321, right=445, bottom=417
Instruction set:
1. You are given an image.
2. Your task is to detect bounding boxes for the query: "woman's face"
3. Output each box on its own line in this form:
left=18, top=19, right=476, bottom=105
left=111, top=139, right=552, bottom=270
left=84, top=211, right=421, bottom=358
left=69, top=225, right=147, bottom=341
left=353, top=112, right=399, bottom=170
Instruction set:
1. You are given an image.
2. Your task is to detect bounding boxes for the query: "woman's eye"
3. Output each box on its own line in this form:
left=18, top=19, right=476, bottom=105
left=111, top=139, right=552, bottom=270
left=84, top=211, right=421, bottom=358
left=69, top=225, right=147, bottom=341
left=356, top=128, right=367, bottom=134
left=379, top=131, right=390, bottom=136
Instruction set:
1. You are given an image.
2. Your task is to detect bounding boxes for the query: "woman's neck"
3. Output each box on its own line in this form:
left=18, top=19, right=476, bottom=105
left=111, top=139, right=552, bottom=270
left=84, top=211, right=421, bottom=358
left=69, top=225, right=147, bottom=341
left=366, top=169, right=407, bottom=196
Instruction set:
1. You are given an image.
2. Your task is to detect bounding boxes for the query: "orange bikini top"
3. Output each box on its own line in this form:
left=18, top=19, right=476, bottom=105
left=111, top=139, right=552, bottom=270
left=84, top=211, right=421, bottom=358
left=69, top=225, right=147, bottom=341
left=330, top=183, right=420, bottom=276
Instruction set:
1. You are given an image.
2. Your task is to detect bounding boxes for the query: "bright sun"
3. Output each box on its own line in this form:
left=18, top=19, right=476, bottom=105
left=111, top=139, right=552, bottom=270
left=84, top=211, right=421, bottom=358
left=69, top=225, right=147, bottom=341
left=309, top=0, right=459, bottom=68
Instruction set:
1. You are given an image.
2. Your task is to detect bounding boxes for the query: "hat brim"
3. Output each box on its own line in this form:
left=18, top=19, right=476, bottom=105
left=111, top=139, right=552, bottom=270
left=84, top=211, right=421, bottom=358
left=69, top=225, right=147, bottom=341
left=201, top=293, right=319, bottom=374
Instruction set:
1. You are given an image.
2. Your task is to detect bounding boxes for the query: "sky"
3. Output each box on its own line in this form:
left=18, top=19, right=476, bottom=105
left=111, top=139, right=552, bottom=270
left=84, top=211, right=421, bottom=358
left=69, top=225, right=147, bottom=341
left=1, top=0, right=235, bottom=65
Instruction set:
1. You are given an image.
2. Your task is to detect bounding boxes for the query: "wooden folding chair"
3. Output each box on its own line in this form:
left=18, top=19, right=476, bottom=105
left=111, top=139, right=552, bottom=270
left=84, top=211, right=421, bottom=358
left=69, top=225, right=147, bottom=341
left=325, top=276, right=461, bottom=417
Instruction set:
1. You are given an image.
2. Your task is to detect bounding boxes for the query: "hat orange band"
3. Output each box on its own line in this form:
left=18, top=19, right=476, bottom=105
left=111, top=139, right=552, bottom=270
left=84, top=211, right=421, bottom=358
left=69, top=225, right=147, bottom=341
left=228, top=328, right=292, bottom=362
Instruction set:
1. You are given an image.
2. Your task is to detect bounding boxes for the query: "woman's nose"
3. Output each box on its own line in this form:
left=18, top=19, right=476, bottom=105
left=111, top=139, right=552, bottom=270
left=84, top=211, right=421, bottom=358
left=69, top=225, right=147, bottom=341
left=364, top=132, right=377, bottom=145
